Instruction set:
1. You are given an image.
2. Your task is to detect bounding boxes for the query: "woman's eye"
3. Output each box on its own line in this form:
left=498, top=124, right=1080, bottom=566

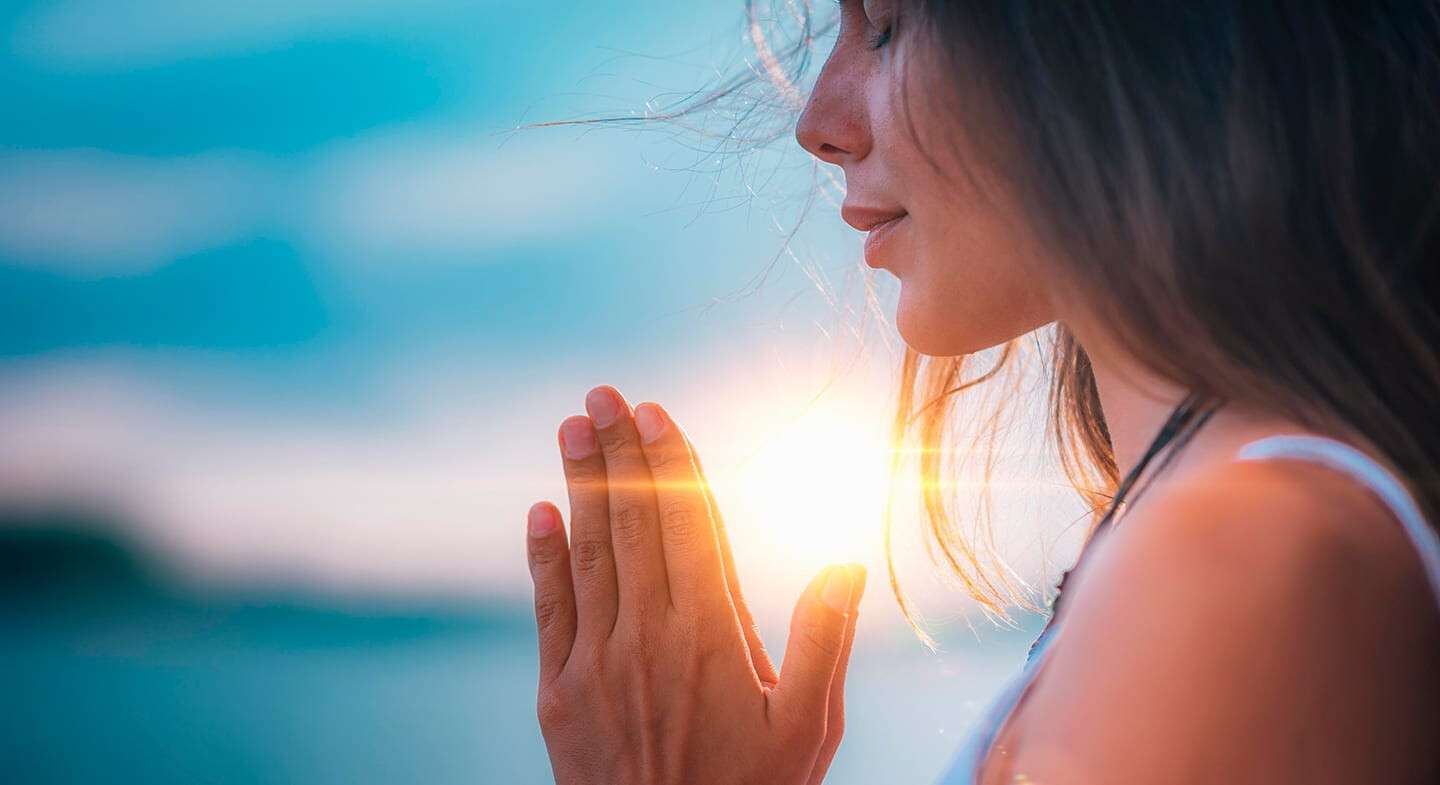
left=866, top=23, right=893, bottom=50
left=859, top=0, right=895, bottom=50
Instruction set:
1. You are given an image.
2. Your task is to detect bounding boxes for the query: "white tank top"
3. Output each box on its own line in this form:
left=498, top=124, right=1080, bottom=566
left=936, top=433, right=1440, bottom=784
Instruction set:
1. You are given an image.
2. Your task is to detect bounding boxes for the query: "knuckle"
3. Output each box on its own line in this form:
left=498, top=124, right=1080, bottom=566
left=599, top=430, right=638, bottom=460
left=565, top=463, right=605, bottom=489
left=659, top=501, right=699, bottom=542
left=571, top=538, right=610, bottom=573
left=536, top=687, right=572, bottom=731
left=645, top=446, right=685, bottom=474
left=529, top=539, right=567, bottom=568
left=610, top=501, right=649, bottom=544
left=533, top=593, right=569, bottom=631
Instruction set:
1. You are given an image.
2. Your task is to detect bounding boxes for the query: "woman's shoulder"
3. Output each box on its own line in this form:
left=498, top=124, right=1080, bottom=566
left=989, top=444, right=1440, bottom=784
left=1082, top=446, right=1440, bottom=664
left=1103, top=441, right=1437, bottom=614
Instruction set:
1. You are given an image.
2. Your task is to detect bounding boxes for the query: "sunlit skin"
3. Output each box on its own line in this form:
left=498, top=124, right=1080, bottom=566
left=525, top=0, right=1440, bottom=782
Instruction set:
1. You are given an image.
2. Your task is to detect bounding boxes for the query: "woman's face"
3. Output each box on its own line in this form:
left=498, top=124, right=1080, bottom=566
left=795, top=0, right=1056, bottom=356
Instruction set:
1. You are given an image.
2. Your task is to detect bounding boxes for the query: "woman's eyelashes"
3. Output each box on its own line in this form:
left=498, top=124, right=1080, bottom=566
left=837, top=0, right=893, bottom=50
left=860, top=1, right=894, bottom=49
left=866, top=22, right=893, bottom=50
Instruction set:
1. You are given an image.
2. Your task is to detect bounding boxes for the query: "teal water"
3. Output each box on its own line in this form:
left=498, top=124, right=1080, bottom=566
left=1, top=527, right=1035, bottom=784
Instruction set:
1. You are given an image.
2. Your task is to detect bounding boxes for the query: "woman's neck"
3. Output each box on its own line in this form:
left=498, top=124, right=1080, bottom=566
left=1071, top=323, right=1296, bottom=489
left=1070, top=327, right=1191, bottom=480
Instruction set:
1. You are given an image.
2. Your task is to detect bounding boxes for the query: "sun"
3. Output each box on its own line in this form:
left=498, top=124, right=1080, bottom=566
left=715, top=399, right=895, bottom=579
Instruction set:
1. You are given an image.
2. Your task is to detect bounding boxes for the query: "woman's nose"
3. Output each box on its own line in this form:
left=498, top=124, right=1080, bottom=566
left=794, top=57, right=872, bottom=165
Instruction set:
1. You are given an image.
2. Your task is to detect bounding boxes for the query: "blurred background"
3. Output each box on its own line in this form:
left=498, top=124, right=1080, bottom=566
left=0, top=1, right=1089, bottom=782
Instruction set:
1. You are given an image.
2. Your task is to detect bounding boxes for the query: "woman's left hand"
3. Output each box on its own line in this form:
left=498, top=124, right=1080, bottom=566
left=524, top=385, right=866, bottom=785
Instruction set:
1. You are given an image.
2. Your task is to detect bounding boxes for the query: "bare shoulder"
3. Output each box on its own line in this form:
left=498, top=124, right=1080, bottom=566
left=1062, top=454, right=1439, bottom=660
left=984, top=456, right=1440, bottom=785
left=1108, top=453, right=1435, bottom=605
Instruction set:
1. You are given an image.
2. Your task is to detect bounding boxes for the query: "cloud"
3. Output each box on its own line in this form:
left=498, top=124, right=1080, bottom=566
left=0, top=149, right=280, bottom=277
left=9, top=0, right=473, bottom=70
left=0, top=347, right=839, bottom=605
left=300, top=126, right=638, bottom=265
left=0, top=124, right=648, bottom=275
left=0, top=355, right=553, bottom=601
left=0, top=344, right=1083, bottom=615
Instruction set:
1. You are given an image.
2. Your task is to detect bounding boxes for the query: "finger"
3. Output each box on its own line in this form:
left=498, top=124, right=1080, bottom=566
left=526, top=501, right=577, bottom=684
left=771, top=565, right=853, bottom=739
left=807, top=563, right=866, bottom=785
left=559, top=414, right=619, bottom=640
left=676, top=425, right=778, bottom=682
left=585, top=385, right=670, bottom=616
left=633, top=402, right=727, bottom=612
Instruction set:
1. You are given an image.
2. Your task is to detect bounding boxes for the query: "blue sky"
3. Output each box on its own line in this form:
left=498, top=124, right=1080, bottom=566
left=0, top=6, right=1100, bottom=783
left=0, top=0, right=1083, bottom=628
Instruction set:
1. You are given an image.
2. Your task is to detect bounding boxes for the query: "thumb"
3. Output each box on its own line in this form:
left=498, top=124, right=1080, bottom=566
left=771, top=564, right=854, bottom=732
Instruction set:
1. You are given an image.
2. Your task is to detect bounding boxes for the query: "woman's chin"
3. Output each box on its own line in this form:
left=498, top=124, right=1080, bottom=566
left=895, top=290, right=1027, bottom=357
left=895, top=298, right=967, bottom=357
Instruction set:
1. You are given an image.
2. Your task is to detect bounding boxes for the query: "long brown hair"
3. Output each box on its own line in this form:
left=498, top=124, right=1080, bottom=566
left=536, top=1, right=1440, bottom=642
left=883, top=0, right=1440, bottom=641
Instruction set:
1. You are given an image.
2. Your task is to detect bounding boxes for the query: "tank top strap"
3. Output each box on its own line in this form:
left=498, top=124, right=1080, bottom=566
left=1233, top=434, right=1440, bottom=609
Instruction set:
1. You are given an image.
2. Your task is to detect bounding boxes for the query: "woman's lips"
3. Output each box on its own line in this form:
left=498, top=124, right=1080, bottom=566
left=840, top=204, right=910, bottom=270
left=862, top=213, right=909, bottom=269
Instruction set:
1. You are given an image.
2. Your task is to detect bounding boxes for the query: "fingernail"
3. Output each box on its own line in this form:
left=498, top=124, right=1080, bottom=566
left=560, top=416, right=597, bottom=460
left=528, top=502, right=558, bottom=537
left=634, top=403, right=667, bottom=443
left=585, top=386, right=623, bottom=428
left=821, top=566, right=852, bottom=612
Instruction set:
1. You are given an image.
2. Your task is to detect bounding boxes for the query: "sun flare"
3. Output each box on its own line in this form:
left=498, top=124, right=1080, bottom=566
left=716, top=400, right=894, bottom=577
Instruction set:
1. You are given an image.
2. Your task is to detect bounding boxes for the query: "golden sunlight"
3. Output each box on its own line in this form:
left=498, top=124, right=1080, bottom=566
left=717, top=399, right=894, bottom=577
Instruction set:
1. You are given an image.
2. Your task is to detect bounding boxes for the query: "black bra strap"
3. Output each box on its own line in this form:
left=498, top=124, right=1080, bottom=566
left=1026, top=391, right=1219, bottom=660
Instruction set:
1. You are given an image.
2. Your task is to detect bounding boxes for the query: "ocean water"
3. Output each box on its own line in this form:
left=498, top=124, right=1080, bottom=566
left=1, top=528, right=1039, bottom=785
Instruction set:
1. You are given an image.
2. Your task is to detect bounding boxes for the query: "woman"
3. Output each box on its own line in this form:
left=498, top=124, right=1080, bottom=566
left=522, top=1, right=1440, bottom=782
